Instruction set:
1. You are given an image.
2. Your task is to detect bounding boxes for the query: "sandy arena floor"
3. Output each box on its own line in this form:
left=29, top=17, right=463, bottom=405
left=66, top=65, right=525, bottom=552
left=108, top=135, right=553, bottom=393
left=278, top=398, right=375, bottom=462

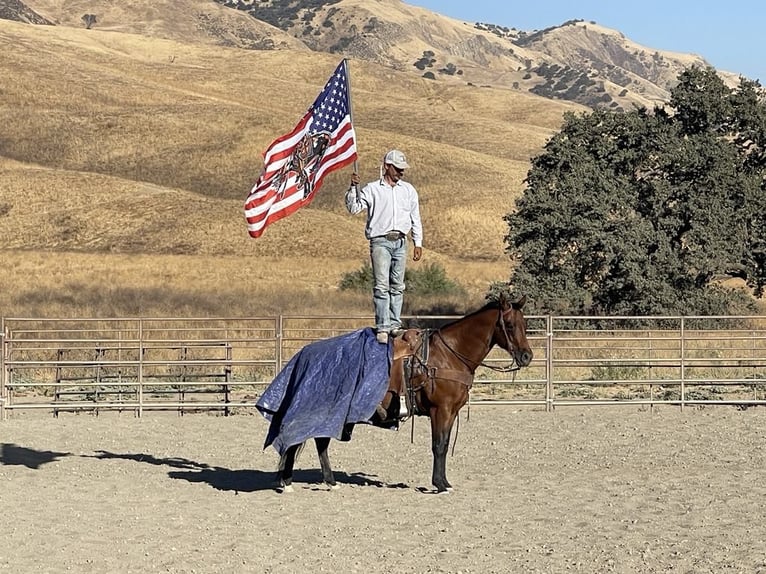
left=1, top=405, right=766, bottom=573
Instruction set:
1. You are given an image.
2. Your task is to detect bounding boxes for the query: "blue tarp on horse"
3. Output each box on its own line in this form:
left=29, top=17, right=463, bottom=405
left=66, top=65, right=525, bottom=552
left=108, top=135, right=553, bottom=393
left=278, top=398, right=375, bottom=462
left=256, top=327, right=392, bottom=455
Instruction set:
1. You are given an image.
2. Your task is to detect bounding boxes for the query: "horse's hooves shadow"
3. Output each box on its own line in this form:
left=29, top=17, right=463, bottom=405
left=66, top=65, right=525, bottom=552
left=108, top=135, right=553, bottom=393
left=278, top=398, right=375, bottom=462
left=415, top=486, right=452, bottom=495
left=168, top=468, right=276, bottom=492
left=291, top=470, right=408, bottom=489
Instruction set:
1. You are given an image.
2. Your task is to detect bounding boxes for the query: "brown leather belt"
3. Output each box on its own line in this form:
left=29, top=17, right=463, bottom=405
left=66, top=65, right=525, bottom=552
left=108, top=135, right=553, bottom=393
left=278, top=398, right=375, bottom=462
left=383, top=231, right=404, bottom=241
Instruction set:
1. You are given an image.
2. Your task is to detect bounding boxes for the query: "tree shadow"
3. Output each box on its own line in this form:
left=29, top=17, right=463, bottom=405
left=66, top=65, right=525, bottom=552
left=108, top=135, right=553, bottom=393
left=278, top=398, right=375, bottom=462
left=87, top=450, right=401, bottom=492
left=1, top=443, right=71, bottom=469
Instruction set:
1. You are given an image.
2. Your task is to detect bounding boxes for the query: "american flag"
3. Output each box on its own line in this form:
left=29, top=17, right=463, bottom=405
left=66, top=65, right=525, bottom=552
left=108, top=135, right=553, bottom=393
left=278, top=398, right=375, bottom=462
left=244, top=60, right=358, bottom=238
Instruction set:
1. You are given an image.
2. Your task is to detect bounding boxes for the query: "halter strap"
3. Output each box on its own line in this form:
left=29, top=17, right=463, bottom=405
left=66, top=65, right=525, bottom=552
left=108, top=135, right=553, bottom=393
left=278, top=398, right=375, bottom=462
left=434, top=308, right=522, bottom=373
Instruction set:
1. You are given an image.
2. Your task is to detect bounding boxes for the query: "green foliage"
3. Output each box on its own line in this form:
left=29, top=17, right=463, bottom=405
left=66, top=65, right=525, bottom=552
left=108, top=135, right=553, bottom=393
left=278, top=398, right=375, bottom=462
left=339, top=262, right=374, bottom=291
left=81, top=14, right=96, bottom=29
left=658, top=386, right=724, bottom=401
left=362, top=18, right=379, bottom=33
left=406, top=262, right=465, bottom=296
left=236, top=0, right=342, bottom=30
left=438, top=63, right=459, bottom=76
left=339, top=261, right=465, bottom=297
left=485, top=281, right=522, bottom=303
left=506, top=66, right=766, bottom=315
left=414, top=51, right=436, bottom=71
left=329, top=35, right=354, bottom=51
left=556, top=385, right=598, bottom=399
left=590, top=365, right=648, bottom=382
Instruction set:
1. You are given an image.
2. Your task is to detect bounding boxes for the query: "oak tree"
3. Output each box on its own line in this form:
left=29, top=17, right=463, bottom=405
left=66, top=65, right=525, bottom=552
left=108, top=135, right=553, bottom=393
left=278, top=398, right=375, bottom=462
left=505, top=67, right=766, bottom=315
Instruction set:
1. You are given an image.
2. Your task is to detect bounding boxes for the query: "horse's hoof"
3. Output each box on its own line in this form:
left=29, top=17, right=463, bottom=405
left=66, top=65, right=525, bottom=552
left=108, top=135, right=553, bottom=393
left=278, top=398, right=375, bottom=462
left=328, top=483, right=341, bottom=490
left=277, top=484, right=294, bottom=494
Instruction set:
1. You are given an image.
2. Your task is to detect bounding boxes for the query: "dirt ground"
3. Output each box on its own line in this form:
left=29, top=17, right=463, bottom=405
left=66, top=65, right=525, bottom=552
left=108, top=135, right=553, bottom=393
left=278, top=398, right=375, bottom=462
left=1, top=405, right=766, bottom=574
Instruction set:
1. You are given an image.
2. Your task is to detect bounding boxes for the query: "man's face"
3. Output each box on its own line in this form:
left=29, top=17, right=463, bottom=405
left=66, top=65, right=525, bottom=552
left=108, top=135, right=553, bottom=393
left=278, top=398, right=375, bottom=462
left=386, top=163, right=405, bottom=183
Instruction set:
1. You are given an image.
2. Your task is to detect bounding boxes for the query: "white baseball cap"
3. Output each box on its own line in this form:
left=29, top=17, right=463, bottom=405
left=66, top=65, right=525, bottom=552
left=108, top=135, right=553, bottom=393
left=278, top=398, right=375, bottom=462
left=384, top=149, right=409, bottom=169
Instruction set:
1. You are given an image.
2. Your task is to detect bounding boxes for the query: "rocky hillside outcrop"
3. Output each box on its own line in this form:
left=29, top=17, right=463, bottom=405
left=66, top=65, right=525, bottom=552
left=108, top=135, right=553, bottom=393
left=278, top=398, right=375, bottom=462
left=0, top=0, right=52, bottom=24
left=217, top=0, right=743, bottom=109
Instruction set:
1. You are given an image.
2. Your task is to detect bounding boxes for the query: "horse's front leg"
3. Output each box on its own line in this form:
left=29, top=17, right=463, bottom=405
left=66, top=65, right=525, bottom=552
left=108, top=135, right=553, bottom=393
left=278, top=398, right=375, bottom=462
left=276, top=443, right=301, bottom=493
left=430, top=406, right=457, bottom=493
left=314, top=437, right=339, bottom=489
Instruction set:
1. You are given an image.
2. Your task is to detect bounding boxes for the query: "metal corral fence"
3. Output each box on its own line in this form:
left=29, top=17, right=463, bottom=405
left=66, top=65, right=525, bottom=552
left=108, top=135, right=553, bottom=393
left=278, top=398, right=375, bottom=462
left=3, top=314, right=766, bottom=419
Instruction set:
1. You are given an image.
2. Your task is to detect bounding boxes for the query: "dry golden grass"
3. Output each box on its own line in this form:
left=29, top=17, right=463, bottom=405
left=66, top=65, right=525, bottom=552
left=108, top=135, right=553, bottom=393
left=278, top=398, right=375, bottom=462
left=0, top=19, right=582, bottom=317
left=22, top=0, right=310, bottom=51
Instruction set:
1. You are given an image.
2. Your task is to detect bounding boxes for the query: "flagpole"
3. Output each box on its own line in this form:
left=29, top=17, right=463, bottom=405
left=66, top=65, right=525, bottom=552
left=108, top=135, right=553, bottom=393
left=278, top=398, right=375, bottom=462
left=343, top=58, right=360, bottom=193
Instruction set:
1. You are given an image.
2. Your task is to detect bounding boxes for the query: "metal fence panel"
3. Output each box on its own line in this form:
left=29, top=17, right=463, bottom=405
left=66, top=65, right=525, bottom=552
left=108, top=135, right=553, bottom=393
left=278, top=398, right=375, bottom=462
left=3, top=314, right=766, bottom=419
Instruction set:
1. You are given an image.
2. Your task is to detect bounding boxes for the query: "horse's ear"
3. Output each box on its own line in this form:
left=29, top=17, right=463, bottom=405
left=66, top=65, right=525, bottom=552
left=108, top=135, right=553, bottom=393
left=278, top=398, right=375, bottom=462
left=513, top=295, right=527, bottom=310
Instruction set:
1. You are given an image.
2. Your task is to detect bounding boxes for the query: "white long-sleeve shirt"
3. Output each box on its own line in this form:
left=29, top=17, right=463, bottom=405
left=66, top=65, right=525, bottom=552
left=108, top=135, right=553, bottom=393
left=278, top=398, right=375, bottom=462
left=345, top=178, right=423, bottom=247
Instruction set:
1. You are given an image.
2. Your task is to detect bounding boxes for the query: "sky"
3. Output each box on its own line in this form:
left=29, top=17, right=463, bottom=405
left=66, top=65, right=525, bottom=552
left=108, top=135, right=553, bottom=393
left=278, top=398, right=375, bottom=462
left=408, top=1, right=764, bottom=84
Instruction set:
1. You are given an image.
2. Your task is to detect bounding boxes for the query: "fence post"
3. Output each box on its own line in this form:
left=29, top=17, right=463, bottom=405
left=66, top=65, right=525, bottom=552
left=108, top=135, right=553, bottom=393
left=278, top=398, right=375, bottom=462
left=138, top=319, right=144, bottom=418
left=276, top=315, right=284, bottom=373
left=546, top=315, right=554, bottom=412
left=224, top=343, right=232, bottom=417
left=0, top=328, right=5, bottom=421
left=680, top=316, right=686, bottom=411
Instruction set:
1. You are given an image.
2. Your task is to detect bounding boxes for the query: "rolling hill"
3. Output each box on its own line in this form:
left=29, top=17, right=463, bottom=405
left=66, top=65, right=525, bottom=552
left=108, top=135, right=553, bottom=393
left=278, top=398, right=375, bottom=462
left=0, top=0, right=745, bottom=317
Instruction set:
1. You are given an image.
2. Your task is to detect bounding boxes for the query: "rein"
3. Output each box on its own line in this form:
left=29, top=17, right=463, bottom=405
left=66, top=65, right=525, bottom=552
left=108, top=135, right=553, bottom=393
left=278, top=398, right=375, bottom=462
left=401, top=307, right=523, bottom=421
left=434, top=308, right=523, bottom=374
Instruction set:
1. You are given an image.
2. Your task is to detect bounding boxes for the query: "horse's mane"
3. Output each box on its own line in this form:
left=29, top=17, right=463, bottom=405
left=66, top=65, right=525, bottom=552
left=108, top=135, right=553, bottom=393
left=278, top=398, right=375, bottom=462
left=436, top=300, right=502, bottom=331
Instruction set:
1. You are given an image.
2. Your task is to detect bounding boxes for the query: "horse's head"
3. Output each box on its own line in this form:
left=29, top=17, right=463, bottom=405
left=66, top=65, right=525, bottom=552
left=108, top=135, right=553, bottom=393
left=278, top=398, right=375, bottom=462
left=494, top=295, right=533, bottom=368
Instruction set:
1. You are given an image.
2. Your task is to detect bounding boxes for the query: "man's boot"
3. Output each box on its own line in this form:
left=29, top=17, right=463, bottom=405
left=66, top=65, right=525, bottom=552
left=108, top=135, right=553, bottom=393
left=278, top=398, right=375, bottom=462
left=398, top=395, right=409, bottom=418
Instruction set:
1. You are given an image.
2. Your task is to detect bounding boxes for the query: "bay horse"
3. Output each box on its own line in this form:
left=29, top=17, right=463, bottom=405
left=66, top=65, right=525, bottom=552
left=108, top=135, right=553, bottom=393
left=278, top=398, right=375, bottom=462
left=274, top=295, right=533, bottom=493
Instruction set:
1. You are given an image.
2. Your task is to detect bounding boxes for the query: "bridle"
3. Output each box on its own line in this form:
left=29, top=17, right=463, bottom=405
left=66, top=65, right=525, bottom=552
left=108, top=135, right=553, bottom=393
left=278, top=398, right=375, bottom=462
left=401, top=306, right=524, bottom=434
left=434, top=307, right=524, bottom=374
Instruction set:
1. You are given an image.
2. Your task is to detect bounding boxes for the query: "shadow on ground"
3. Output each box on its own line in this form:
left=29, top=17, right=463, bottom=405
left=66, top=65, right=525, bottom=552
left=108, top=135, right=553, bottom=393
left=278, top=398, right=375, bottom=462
left=1, top=443, right=71, bottom=469
left=87, top=450, right=407, bottom=492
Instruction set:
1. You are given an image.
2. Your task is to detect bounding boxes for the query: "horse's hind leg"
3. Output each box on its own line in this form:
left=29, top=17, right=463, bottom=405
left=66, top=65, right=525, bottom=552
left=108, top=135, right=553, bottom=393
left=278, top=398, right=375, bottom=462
left=315, top=437, right=339, bottom=489
left=276, top=443, right=301, bottom=493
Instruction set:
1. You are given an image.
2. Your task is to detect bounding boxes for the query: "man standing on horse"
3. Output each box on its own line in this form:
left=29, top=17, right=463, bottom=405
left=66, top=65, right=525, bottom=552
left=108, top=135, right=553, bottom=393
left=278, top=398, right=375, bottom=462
left=346, top=149, right=423, bottom=344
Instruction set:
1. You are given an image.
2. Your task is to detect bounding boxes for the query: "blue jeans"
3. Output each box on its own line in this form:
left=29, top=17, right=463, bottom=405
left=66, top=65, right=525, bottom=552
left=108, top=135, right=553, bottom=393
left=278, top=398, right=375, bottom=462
left=370, top=236, right=407, bottom=333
